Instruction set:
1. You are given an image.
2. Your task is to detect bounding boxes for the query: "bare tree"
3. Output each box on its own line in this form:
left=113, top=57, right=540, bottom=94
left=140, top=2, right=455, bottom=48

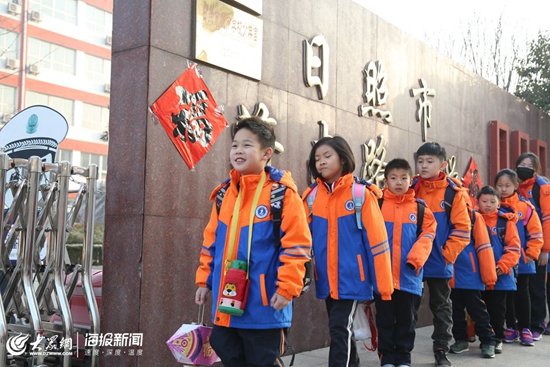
left=424, top=10, right=528, bottom=93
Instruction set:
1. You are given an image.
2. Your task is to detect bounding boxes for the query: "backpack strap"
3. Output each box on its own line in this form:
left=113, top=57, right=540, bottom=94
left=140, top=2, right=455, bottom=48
left=306, top=184, right=319, bottom=217
left=215, top=178, right=231, bottom=215
left=416, top=199, right=425, bottom=238
left=496, top=212, right=508, bottom=245
left=270, top=184, right=287, bottom=248
left=532, top=180, right=541, bottom=208
left=352, top=181, right=365, bottom=230
left=443, top=179, right=458, bottom=219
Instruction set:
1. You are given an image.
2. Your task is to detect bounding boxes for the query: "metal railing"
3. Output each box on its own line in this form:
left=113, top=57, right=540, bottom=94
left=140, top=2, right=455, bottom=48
left=0, top=154, right=100, bottom=367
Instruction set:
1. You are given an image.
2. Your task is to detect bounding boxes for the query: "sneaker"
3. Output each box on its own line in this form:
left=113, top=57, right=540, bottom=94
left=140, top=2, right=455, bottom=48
left=449, top=340, right=469, bottom=354
left=382, top=364, right=396, bottom=367
left=481, top=344, right=495, bottom=358
left=544, top=323, right=550, bottom=335
left=495, top=341, right=503, bottom=354
left=468, top=335, right=476, bottom=342
left=504, top=328, right=519, bottom=343
left=532, top=330, right=542, bottom=341
left=434, top=349, right=452, bottom=367
left=520, top=328, right=535, bottom=346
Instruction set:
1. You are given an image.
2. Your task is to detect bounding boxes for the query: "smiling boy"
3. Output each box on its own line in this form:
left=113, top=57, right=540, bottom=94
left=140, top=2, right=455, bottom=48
left=411, top=142, right=471, bottom=367
left=195, top=117, right=312, bottom=366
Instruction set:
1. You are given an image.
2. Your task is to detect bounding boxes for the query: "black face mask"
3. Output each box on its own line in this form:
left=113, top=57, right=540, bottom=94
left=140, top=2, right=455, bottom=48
left=517, top=166, right=535, bottom=181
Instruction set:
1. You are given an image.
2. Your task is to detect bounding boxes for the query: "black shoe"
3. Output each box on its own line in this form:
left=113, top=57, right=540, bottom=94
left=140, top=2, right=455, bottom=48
left=434, top=349, right=452, bottom=367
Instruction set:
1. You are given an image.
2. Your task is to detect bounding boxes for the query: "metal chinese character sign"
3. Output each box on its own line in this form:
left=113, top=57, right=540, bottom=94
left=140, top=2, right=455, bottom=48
left=445, top=155, right=458, bottom=179
left=358, top=61, right=392, bottom=124
left=237, top=102, right=284, bottom=154
left=410, top=79, right=436, bottom=142
left=360, top=135, right=387, bottom=187
left=303, top=35, right=329, bottom=100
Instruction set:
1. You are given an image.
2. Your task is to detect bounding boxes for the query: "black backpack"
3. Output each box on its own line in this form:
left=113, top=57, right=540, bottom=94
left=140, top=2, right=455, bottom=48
left=215, top=179, right=313, bottom=295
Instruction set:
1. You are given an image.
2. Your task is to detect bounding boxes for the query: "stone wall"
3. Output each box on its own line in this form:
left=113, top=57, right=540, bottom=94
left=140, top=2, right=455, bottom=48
left=101, top=0, right=550, bottom=365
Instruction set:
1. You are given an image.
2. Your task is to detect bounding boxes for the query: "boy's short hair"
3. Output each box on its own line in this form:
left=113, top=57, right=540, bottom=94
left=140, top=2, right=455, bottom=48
left=309, top=136, right=355, bottom=179
left=477, top=185, right=500, bottom=200
left=233, top=117, right=275, bottom=149
left=494, top=168, right=518, bottom=187
left=416, top=142, right=446, bottom=161
left=384, top=158, right=413, bottom=178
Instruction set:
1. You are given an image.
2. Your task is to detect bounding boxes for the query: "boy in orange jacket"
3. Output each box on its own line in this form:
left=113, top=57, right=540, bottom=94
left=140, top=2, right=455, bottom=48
left=412, top=142, right=471, bottom=367
left=449, top=208, right=498, bottom=358
left=377, top=158, right=437, bottom=367
left=477, top=185, right=521, bottom=354
left=195, top=117, right=312, bottom=366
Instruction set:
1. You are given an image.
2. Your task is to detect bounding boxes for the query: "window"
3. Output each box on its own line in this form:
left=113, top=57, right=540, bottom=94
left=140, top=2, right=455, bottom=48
left=57, top=149, right=72, bottom=163
left=0, top=85, right=16, bottom=116
left=84, top=54, right=110, bottom=83
left=86, top=4, right=112, bottom=36
left=26, top=91, right=74, bottom=125
left=81, top=152, right=107, bottom=182
left=28, top=38, right=76, bottom=75
left=0, top=28, right=19, bottom=60
left=82, top=103, right=109, bottom=130
left=30, top=0, right=77, bottom=25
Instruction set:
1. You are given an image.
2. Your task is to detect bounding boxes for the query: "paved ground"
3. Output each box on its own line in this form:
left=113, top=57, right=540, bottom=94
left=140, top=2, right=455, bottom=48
left=281, top=325, right=550, bottom=366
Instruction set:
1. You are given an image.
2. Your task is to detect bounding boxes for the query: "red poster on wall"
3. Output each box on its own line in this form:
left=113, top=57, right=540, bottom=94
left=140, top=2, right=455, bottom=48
left=150, top=63, right=228, bottom=169
left=462, top=156, right=483, bottom=208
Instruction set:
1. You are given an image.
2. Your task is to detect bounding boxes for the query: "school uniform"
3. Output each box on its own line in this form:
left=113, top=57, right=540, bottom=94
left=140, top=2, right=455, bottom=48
left=376, top=188, right=437, bottom=366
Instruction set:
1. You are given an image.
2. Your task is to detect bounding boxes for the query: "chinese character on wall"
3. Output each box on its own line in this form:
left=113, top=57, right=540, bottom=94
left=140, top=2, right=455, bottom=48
left=410, top=79, right=436, bottom=142
left=358, top=61, right=392, bottom=124
left=303, top=35, right=329, bottom=100
left=360, top=135, right=387, bottom=187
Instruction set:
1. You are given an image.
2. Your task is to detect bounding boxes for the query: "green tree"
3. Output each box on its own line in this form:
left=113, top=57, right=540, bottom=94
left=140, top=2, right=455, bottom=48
left=515, top=32, right=550, bottom=113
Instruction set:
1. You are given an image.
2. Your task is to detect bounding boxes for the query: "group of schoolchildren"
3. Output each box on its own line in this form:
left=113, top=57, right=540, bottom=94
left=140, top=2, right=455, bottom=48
left=193, top=117, right=550, bottom=367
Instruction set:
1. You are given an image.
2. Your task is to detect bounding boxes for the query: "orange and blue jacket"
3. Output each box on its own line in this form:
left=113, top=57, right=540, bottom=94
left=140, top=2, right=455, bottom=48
left=480, top=208, right=521, bottom=291
left=195, top=166, right=312, bottom=329
left=412, top=173, right=471, bottom=278
left=302, top=174, right=393, bottom=301
left=518, top=175, right=550, bottom=254
left=380, top=188, right=436, bottom=296
left=501, top=192, right=543, bottom=275
left=451, top=211, right=497, bottom=290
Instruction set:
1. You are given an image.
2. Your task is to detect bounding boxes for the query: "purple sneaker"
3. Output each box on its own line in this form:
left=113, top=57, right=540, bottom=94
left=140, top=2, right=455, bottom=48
left=504, top=328, right=519, bottom=343
left=520, top=328, right=535, bottom=346
left=532, top=330, right=542, bottom=341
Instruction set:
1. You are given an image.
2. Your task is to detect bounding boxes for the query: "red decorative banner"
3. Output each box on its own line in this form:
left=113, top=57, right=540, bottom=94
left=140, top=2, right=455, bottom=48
left=150, top=63, right=227, bottom=169
left=462, top=156, right=483, bottom=208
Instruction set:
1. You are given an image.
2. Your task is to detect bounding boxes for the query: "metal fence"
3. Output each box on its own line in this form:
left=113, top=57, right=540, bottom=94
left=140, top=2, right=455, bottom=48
left=0, top=153, right=100, bottom=367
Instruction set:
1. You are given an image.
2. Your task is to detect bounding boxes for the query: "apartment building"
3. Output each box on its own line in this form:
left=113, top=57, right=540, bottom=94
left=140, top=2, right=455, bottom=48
left=0, top=0, right=112, bottom=186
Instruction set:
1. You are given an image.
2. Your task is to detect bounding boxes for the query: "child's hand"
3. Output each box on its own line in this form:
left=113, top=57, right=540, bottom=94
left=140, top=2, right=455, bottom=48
left=526, top=256, right=534, bottom=263
left=195, top=287, right=210, bottom=305
left=496, top=267, right=503, bottom=276
left=538, top=252, right=549, bottom=266
left=270, top=293, right=290, bottom=310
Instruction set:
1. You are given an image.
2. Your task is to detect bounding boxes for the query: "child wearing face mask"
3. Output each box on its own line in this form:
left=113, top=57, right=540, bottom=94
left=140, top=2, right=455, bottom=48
left=515, top=152, right=550, bottom=339
left=494, top=169, right=543, bottom=347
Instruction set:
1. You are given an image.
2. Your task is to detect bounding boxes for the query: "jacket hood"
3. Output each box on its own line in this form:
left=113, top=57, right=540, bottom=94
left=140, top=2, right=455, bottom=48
left=382, top=187, right=415, bottom=203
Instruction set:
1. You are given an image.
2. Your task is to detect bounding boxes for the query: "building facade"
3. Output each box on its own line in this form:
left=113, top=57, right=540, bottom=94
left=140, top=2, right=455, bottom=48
left=0, top=0, right=112, bottom=185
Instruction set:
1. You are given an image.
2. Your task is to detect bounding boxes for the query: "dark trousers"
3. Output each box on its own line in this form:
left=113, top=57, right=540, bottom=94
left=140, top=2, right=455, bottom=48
left=451, top=288, right=495, bottom=345
left=325, top=297, right=360, bottom=367
left=547, top=271, right=550, bottom=321
left=506, top=274, right=531, bottom=330
left=210, top=326, right=285, bottom=367
left=374, top=289, right=417, bottom=366
left=530, top=264, right=548, bottom=333
left=482, top=290, right=507, bottom=341
left=420, top=278, right=453, bottom=352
